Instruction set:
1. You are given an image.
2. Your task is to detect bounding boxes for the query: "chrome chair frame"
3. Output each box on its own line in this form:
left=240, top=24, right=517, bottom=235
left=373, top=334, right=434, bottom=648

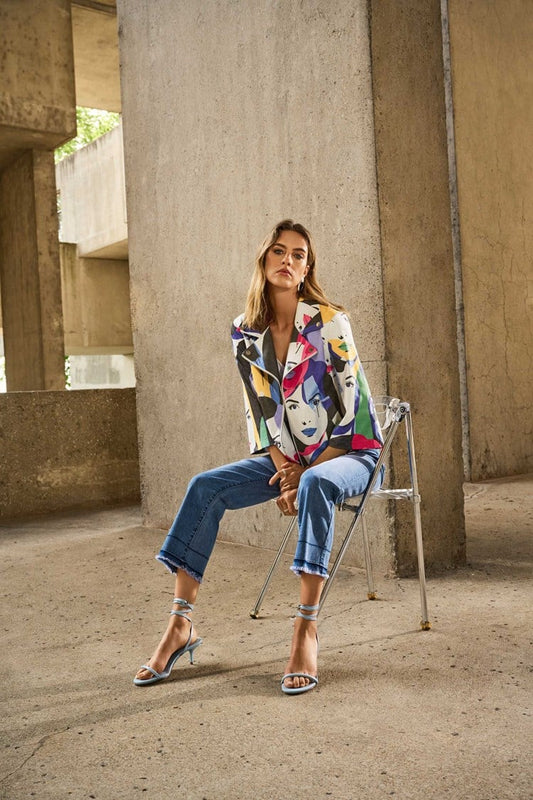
left=250, top=397, right=431, bottom=630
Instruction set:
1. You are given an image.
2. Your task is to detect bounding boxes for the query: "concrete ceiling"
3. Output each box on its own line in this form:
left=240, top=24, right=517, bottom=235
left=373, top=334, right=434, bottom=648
left=71, top=1, right=121, bottom=112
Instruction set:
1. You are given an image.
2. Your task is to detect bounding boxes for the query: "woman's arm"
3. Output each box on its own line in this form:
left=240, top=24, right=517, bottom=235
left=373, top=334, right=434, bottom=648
left=267, top=445, right=290, bottom=472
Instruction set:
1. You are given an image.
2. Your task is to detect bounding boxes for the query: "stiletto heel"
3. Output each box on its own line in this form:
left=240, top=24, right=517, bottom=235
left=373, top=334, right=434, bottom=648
left=133, top=598, right=203, bottom=686
left=281, top=603, right=319, bottom=695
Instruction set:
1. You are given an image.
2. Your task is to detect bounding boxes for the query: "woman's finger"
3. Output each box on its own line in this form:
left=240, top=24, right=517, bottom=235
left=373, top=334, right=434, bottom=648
left=268, top=469, right=283, bottom=486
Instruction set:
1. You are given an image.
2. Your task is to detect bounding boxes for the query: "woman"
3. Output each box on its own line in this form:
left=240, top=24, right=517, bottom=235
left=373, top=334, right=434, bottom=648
left=134, top=220, right=383, bottom=695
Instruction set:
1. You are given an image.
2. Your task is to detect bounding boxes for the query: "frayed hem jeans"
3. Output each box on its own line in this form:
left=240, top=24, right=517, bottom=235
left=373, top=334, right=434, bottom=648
left=156, top=449, right=383, bottom=584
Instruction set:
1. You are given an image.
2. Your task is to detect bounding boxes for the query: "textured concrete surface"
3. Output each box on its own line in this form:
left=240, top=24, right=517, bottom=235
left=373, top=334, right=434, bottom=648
left=1, top=474, right=531, bottom=799
left=71, top=1, right=121, bottom=113
left=117, top=0, right=390, bottom=567
left=60, top=243, right=133, bottom=356
left=0, top=389, right=140, bottom=518
left=370, top=0, right=465, bottom=573
left=0, top=150, right=65, bottom=391
left=0, top=0, right=76, bottom=168
left=448, top=0, right=533, bottom=480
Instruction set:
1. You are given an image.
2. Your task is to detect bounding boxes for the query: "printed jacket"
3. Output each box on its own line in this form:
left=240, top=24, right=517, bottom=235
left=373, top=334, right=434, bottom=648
left=231, top=299, right=383, bottom=465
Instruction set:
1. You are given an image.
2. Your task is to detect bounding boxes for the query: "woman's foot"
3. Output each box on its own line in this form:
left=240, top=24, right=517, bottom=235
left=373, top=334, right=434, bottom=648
left=135, top=609, right=199, bottom=683
left=282, top=615, right=319, bottom=691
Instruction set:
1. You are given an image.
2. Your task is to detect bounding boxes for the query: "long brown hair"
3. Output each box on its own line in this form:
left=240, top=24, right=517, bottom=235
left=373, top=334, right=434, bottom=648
left=243, top=219, right=344, bottom=330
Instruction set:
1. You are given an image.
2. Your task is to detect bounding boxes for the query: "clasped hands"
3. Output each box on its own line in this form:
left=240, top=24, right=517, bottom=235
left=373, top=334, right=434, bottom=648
left=268, top=462, right=307, bottom=516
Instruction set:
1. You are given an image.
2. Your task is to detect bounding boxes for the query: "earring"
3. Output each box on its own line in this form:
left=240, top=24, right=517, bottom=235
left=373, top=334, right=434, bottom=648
left=298, top=279, right=304, bottom=292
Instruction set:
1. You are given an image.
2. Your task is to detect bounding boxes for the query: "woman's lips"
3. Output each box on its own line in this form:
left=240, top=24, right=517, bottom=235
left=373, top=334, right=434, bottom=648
left=302, top=427, right=317, bottom=436
left=277, top=269, right=292, bottom=276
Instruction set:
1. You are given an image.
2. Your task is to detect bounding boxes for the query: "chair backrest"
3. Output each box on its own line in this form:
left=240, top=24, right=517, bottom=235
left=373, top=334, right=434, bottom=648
left=372, top=395, right=402, bottom=433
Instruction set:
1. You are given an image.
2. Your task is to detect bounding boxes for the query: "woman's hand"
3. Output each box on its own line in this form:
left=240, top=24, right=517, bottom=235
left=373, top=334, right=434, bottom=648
left=276, top=488, right=298, bottom=516
left=269, top=463, right=307, bottom=491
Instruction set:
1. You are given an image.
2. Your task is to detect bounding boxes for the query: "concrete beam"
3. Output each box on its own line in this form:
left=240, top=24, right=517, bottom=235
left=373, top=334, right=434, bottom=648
left=370, top=0, right=466, bottom=571
left=0, top=150, right=66, bottom=391
left=0, top=0, right=76, bottom=169
left=71, top=3, right=121, bottom=112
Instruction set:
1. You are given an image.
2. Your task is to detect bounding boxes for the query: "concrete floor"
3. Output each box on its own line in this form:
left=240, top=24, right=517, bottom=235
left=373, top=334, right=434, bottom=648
left=1, top=475, right=532, bottom=800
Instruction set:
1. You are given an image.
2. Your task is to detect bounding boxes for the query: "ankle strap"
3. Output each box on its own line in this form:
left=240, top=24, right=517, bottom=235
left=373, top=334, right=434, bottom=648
left=170, top=597, right=194, bottom=620
left=173, top=597, right=194, bottom=611
left=297, top=603, right=319, bottom=621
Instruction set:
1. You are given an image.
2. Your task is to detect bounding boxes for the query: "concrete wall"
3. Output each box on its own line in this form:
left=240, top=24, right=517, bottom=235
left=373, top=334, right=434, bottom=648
left=0, top=388, right=140, bottom=518
left=448, top=0, right=533, bottom=480
left=118, top=0, right=394, bottom=570
left=60, top=243, right=133, bottom=355
left=57, top=122, right=127, bottom=259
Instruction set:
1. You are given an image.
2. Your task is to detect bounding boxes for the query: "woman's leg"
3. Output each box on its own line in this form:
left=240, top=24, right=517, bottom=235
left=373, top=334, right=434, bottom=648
left=283, top=450, right=382, bottom=691
left=135, top=570, right=200, bottom=682
left=292, top=449, right=382, bottom=578
left=282, top=572, right=324, bottom=691
left=157, top=456, right=279, bottom=581
left=136, top=456, right=278, bottom=682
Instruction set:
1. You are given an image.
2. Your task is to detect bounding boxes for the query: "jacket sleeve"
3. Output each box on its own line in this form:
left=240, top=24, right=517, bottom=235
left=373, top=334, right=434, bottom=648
left=326, top=312, right=383, bottom=451
left=231, top=322, right=275, bottom=454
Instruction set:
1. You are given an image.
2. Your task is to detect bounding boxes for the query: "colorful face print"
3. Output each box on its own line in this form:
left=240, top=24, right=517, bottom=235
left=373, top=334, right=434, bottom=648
left=285, top=376, right=328, bottom=447
left=325, top=312, right=357, bottom=362
left=232, top=300, right=384, bottom=464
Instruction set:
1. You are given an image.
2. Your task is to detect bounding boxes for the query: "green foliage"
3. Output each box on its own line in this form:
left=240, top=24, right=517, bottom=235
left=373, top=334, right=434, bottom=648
left=55, top=107, right=120, bottom=163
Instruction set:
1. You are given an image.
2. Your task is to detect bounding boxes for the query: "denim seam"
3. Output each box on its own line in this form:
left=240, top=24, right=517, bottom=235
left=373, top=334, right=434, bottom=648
left=167, top=473, right=276, bottom=577
left=187, top=474, right=275, bottom=546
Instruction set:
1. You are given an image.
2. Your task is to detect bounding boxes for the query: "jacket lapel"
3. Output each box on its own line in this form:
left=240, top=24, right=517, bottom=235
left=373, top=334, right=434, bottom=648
left=240, top=300, right=322, bottom=379
left=240, top=328, right=278, bottom=380
left=284, top=300, right=320, bottom=374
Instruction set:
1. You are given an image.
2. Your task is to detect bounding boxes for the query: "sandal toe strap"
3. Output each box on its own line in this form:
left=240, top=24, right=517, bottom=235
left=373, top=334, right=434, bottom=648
left=281, top=672, right=318, bottom=685
left=138, top=664, right=162, bottom=679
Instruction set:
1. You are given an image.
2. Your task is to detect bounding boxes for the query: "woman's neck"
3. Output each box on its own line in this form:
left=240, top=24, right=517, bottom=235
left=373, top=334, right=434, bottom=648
left=268, top=288, right=299, bottom=329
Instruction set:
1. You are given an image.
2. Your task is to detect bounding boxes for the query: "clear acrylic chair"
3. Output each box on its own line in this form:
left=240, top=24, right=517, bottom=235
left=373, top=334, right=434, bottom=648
left=250, top=396, right=431, bottom=630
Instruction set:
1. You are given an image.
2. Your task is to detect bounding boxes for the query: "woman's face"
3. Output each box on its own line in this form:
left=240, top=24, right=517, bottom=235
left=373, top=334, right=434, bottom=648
left=264, top=230, right=309, bottom=293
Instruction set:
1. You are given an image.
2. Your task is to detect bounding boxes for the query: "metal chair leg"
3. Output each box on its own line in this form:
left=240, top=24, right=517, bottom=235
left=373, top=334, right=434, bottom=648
left=361, top=515, right=377, bottom=600
left=319, top=510, right=362, bottom=613
left=250, top=517, right=297, bottom=618
left=405, top=410, right=431, bottom=630
left=319, top=420, right=398, bottom=614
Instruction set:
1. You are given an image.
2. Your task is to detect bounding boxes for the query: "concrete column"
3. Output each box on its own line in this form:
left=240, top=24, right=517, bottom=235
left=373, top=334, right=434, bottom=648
left=370, top=0, right=466, bottom=571
left=447, top=0, right=533, bottom=480
left=0, top=149, right=65, bottom=391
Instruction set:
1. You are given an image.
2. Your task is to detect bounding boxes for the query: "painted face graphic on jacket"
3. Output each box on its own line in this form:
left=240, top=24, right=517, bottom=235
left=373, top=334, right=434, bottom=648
left=285, top=376, right=328, bottom=445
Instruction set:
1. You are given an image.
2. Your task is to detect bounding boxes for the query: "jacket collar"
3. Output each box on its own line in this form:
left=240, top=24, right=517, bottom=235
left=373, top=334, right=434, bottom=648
left=239, top=300, right=323, bottom=378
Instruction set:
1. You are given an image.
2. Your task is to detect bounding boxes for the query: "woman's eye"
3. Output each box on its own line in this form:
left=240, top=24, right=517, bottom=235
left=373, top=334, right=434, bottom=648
left=294, top=253, right=304, bottom=260
left=310, top=395, right=321, bottom=408
left=287, top=402, right=298, bottom=411
left=345, top=378, right=355, bottom=388
left=273, top=248, right=283, bottom=255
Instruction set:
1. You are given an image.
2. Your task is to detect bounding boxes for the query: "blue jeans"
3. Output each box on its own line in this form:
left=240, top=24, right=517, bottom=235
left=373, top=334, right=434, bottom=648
left=156, top=449, right=383, bottom=582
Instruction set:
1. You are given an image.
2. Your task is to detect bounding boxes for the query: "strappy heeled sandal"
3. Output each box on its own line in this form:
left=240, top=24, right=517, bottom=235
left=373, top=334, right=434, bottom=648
left=281, top=603, right=319, bottom=695
left=133, top=597, right=203, bottom=686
